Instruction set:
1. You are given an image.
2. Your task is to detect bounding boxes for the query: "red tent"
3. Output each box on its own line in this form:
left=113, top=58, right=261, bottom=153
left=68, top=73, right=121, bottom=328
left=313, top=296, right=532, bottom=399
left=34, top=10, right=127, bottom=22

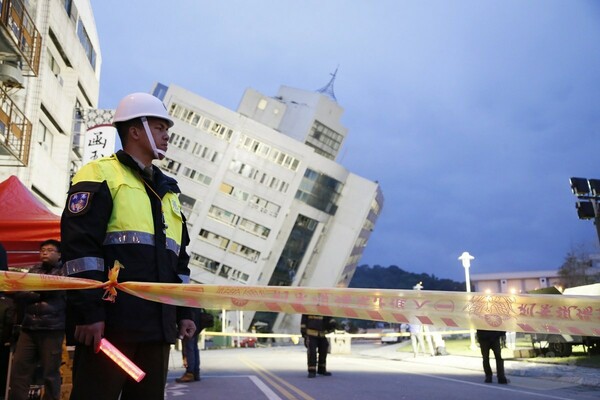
left=0, top=175, right=61, bottom=267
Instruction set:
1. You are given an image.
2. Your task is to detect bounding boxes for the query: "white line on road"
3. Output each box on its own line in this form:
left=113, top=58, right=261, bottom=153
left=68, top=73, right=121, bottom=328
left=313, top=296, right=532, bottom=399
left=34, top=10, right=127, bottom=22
left=189, top=375, right=283, bottom=400
left=249, top=375, right=284, bottom=400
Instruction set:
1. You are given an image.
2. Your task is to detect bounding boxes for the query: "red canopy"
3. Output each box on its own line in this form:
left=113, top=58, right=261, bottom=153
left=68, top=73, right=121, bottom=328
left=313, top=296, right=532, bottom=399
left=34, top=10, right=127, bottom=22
left=0, top=175, right=61, bottom=267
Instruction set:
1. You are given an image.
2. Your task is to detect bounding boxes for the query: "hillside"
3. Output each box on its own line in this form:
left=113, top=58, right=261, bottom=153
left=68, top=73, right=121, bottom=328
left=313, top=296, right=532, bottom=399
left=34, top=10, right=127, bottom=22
left=348, top=264, right=464, bottom=292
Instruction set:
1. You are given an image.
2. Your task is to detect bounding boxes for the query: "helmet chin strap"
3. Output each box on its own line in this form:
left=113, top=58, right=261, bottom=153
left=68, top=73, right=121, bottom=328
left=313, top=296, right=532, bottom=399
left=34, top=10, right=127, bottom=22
left=141, top=117, right=166, bottom=159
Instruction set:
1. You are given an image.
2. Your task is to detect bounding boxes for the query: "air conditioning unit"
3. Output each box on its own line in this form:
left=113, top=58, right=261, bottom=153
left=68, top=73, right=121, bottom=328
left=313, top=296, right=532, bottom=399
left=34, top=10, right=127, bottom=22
left=0, top=63, right=24, bottom=88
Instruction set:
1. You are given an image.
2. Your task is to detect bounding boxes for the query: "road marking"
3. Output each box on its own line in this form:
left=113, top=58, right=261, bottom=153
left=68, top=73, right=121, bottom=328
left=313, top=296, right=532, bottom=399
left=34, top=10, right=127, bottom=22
left=165, top=382, right=189, bottom=397
left=168, top=375, right=283, bottom=399
left=241, top=362, right=298, bottom=400
left=249, top=375, right=284, bottom=400
left=241, top=357, right=315, bottom=400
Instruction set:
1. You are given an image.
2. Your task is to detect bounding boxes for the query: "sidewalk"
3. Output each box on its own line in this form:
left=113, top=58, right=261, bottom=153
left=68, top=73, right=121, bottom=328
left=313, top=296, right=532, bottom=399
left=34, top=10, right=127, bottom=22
left=355, top=342, right=600, bottom=388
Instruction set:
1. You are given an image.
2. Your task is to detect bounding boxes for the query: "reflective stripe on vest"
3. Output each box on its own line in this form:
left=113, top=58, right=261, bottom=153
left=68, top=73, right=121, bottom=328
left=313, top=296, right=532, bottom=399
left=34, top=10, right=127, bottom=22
left=63, top=257, right=105, bottom=276
left=103, top=231, right=180, bottom=254
left=72, top=155, right=184, bottom=255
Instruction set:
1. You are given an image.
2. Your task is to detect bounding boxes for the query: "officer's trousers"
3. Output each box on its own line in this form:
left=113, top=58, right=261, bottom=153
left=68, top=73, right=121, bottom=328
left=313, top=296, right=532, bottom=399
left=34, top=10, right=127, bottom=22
left=306, top=336, right=329, bottom=373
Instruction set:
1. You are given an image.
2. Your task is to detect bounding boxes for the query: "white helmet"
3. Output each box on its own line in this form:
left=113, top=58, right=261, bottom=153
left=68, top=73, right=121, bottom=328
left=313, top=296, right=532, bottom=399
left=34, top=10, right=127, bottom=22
left=113, top=92, right=174, bottom=127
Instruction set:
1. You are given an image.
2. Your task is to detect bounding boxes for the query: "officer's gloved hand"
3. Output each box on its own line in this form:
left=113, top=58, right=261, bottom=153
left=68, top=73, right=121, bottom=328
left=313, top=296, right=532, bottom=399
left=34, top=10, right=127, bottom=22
left=303, top=336, right=308, bottom=348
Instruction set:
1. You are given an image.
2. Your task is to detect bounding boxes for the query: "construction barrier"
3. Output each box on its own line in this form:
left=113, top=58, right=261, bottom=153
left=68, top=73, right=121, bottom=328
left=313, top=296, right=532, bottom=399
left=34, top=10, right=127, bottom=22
left=1, top=268, right=600, bottom=337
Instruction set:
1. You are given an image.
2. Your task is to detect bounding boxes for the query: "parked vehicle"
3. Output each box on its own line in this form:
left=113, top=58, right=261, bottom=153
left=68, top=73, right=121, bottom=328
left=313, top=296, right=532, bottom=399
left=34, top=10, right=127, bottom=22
left=237, top=337, right=257, bottom=348
left=529, top=284, right=600, bottom=357
left=380, top=329, right=399, bottom=344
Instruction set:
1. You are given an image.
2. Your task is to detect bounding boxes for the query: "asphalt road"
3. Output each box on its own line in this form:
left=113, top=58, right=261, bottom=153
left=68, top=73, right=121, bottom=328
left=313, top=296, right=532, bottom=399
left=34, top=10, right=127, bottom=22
left=164, top=343, right=600, bottom=400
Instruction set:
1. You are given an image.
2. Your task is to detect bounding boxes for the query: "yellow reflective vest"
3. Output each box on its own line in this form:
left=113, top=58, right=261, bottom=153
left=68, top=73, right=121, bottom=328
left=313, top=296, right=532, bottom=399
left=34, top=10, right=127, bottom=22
left=72, top=154, right=183, bottom=254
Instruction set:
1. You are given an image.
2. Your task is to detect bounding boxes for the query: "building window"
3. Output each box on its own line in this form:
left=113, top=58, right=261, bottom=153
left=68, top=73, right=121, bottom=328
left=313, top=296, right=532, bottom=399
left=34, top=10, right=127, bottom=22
left=295, top=168, right=342, bottom=215
left=76, top=19, right=96, bottom=69
left=239, top=218, right=270, bottom=239
left=63, top=0, right=74, bottom=16
left=179, top=193, right=196, bottom=218
left=238, top=134, right=300, bottom=171
left=199, top=229, right=229, bottom=249
left=249, top=195, right=280, bottom=217
left=219, top=182, right=250, bottom=202
left=38, top=122, right=54, bottom=153
left=208, top=205, right=239, bottom=226
left=189, top=253, right=219, bottom=274
left=305, top=120, right=343, bottom=160
left=47, top=50, right=61, bottom=84
left=162, top=157, right=181, bottom=174
left=267, top=214, right=317, bottom=286
left=228, top=242, right=260, bottom=262
left=182, top=167, right=212, bottom=185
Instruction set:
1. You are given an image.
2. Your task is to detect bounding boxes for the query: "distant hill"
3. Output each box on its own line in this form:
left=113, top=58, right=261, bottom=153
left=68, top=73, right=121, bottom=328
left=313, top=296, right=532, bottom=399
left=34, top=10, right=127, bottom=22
left=348, top=264, right=464, bottom=292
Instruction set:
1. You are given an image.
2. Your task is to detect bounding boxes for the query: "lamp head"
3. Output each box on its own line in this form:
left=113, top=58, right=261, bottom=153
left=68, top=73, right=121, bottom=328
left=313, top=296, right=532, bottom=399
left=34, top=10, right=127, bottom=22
left=570, top=177, right=590, bottom=196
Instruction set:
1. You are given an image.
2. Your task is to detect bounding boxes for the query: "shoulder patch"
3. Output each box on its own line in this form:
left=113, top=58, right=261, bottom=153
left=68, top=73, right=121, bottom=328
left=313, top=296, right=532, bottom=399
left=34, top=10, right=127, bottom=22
left=68, top=192, right=91, bottom=214
left=171, top=198, right=181, bottom=214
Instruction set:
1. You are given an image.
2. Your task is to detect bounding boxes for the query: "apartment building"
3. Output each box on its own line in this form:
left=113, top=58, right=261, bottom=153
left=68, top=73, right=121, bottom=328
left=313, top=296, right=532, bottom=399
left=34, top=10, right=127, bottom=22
left=151, top=81, right=383, bottom=332
left=0, top=0, right=100, bottom=213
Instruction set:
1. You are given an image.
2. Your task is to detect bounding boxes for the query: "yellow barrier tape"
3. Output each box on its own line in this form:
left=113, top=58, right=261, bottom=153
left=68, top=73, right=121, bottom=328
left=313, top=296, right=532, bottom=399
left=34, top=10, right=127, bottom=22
left=2, top=270, right=599, bottom=337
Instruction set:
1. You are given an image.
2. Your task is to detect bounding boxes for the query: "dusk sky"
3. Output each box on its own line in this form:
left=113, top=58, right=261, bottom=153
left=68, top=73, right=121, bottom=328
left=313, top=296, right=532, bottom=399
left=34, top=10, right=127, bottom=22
left=91, top=1, right=600, bottom=282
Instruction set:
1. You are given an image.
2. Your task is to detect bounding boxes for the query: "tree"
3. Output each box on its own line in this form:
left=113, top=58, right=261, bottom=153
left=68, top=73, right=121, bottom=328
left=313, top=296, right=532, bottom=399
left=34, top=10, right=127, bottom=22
left=558, top=247, right=600, bottom=288
left=346, top=264, right=464, bottom=330
left=349, top=264, right=464, bottom=291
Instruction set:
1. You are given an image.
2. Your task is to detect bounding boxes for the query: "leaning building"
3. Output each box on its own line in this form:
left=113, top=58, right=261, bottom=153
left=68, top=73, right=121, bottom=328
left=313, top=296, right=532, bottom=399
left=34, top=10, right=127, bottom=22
left=150, top=79, right=383, bottom=333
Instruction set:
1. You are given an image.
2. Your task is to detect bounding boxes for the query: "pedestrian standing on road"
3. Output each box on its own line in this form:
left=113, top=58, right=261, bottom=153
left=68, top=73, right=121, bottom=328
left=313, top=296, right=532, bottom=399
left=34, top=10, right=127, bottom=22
left=176, top=308, right=213, bottom=383
left=61, top=92, right=196, bottom=400
left=476, top=329, right=509, bottom=384
left=7, top=239, right=65, bottom=400
left=409, top=323, right=426, bottom=357
left=409, top=282, right=434, bottom=357
left=300, top=314, right=336, bottom=378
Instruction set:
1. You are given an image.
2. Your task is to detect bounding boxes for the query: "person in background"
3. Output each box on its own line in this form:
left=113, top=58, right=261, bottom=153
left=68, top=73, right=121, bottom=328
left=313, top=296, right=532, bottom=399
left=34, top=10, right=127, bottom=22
left=409, top=323, right=426, bottom=357
left=176, top=308, right=211, bottom=383
left=7, top=239, right=65, bottom=400
left=408, top=324, right=435, bottom=357
left=505, top=331, right=516, bottom=350
left=300, top=314, right=336, bottom=378
left=476, top=329, right=509, bottom=384
left=0, top=243, right=6, bottom=271
left=409, top=282, right=434, bottom=357
left=60, top=92, right=195, bottom=400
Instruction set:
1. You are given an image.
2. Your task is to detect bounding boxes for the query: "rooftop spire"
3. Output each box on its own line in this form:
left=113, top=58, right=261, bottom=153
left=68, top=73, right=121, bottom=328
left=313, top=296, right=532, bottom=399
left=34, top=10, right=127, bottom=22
left=316, top=67, right=339, bottom=102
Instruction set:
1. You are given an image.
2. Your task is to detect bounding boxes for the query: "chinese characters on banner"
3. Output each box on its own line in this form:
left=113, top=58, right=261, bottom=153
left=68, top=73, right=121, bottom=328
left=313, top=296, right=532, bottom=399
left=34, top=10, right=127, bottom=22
left=82, top=124, right=117, bottom=165
left=2, top=270, right=600, bottom=337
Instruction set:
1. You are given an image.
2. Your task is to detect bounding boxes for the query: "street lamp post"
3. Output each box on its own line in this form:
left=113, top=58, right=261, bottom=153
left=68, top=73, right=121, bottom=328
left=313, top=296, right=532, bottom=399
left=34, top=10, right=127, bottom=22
left=458, top=251, right=477, bottom=351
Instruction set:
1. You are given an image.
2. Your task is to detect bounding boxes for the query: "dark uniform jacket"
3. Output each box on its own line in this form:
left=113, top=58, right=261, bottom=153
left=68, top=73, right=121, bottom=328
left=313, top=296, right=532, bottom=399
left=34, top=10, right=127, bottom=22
left=300, top=315, right=336, bottom=338
left=60, top=151, right=192, bottom=344
left=476, top=329, right=506, bottom=343
left=16, top=262, right=65, bottom=331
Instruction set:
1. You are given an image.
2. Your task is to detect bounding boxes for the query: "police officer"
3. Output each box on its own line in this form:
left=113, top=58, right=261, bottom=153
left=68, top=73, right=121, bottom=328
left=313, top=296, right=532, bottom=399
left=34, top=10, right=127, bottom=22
left=61, top=93, right=195, bottom=400
left=476, top=329, right=509, bottom=384
left=300, top=314, right=336, bottom=378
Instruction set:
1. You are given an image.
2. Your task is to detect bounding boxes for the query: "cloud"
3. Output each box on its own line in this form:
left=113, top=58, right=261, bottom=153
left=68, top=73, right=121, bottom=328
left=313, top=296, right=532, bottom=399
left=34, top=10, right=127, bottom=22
left=93, top=1, right=600, bottom=281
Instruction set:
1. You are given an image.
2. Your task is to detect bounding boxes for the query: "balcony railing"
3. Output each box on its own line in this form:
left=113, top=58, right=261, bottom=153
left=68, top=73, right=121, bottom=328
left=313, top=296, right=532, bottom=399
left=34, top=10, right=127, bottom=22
left=0, top=0, right=41, bottom=76
left=0, top=85, right=31, bottom=166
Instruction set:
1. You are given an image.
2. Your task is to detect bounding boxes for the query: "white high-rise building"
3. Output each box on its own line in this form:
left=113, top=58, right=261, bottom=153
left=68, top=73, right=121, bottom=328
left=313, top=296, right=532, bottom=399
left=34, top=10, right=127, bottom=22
left=0, top=0, right=101, bottom=213
left=151, top=79, right=383, bottom=333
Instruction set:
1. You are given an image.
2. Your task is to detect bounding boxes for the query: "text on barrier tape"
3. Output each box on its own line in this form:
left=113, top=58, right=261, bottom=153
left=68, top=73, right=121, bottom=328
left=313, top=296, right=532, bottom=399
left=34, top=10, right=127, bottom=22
left=1, top=270, right=599, bottom=337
